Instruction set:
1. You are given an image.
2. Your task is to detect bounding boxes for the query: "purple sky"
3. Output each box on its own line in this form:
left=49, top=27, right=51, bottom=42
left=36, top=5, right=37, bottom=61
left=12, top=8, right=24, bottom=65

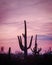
left=0, top=0, right=52, bottom=53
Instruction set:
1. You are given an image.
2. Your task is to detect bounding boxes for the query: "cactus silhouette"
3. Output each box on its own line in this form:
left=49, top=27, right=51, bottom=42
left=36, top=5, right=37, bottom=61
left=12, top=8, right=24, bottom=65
left=31, top=35, right=42, bottom=55
left=0, top=46, right=5, bottom=54
left=8, top=47, right=11, bottom=59
left=17, top=20, right=33, bottom=58
left=8, top=47, right=11, bottom=55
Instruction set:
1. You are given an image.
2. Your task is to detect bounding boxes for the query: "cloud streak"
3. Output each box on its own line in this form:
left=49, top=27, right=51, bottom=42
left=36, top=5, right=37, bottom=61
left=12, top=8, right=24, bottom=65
left=0, top=0, right=52, bottom=22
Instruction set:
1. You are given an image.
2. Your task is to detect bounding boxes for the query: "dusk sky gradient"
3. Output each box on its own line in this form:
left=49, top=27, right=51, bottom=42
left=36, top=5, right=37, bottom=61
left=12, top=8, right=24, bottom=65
left=0, top=0, right=52, bottom=53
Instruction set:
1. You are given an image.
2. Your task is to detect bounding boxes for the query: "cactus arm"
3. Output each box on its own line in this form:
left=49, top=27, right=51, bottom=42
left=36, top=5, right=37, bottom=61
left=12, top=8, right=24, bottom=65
left=35, top=35, right=37, bottom=43
left=17, top=36, right=24, bottom=50
left=22, top=33, right=25, bottom=38
left=27, top=36, right=33, bottom=49
left=37, top=48, right=42, bottom=53
left=31, top=48, right=34, bottom=52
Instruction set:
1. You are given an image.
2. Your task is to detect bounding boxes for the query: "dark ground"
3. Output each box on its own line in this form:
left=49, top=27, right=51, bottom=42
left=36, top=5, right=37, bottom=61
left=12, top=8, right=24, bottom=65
left=0, top=53, right=52, bottom=65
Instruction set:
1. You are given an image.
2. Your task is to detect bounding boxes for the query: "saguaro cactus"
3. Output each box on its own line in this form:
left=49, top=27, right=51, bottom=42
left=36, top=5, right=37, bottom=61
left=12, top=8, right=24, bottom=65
left=31, top=35, right=42, bottom=55
left=0, top=46, right=4, bottom=54
left=8, top=47, right=11, bottom=55
left=17, top=20, right=33, bottom=58
left=8, top=47, right=11, bottom=59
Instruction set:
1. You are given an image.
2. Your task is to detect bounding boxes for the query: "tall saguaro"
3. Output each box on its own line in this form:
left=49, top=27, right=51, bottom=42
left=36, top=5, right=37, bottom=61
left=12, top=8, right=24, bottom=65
left=17, top=20, right=33, bottom=58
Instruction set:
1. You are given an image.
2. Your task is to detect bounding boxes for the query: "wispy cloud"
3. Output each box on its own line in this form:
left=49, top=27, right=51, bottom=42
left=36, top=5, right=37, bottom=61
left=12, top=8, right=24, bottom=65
left=38, top=35, right=52, bottom=40
left=0, top=0, right=52, bottom=38
left=0, top=0, right=52, bottom=23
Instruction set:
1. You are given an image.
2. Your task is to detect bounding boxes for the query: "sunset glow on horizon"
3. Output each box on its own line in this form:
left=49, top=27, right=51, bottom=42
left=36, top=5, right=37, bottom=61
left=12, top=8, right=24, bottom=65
left=0, top=0, right=52, bottom=53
